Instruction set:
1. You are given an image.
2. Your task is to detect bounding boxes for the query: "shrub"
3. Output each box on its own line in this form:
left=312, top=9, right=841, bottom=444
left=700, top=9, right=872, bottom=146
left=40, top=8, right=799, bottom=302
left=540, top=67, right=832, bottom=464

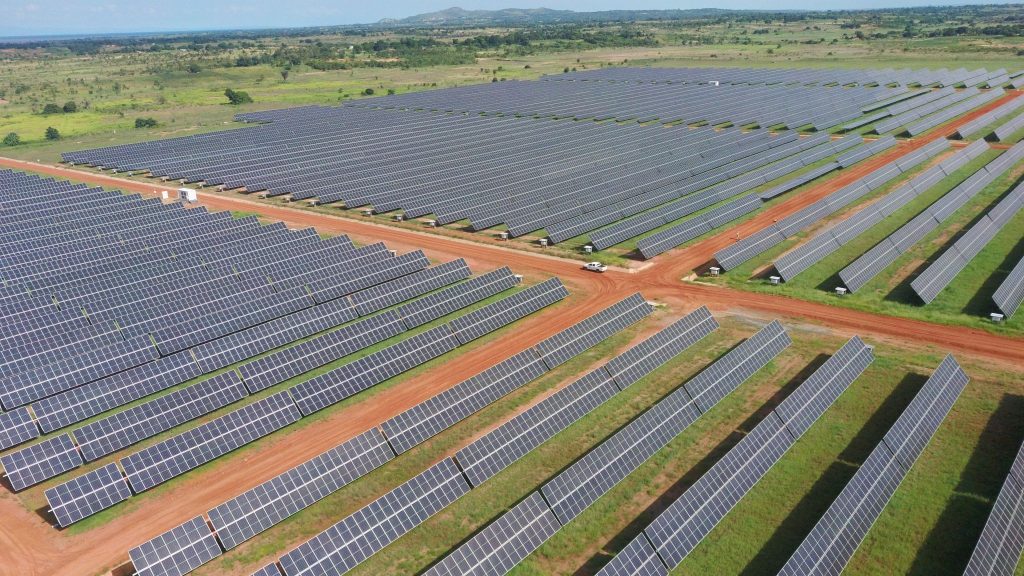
left=224, top=88, right=253, bottom=105
left=2, top=132, right=19, bottom=146
left=187, top=63, right=201, bottom=74
left=42, top=103, right=62, bottom=114
left=135, top=117, right=158, bottom=128
left=363, top=88, right=375, bottom=95
left=62, top=101, right=77, bottom=113
left=45, top=127, right=60, bottom=140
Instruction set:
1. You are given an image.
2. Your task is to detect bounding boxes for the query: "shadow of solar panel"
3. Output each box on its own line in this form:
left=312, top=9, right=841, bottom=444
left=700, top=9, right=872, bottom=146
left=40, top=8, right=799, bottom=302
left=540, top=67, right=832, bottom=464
left=994, top=256, right=1024, bottom=317
left=290, top=325, right=459, bottom=416
left=382, top=348, right=546, bottom=455
left=278, top=458, right=470, bottom=576
left=121, top=391, right=300, bottom=493
left=1, top=433, right=82, bottom=491
left=774, top=336, right=873, bottom=438
left=130, top=516, right=222, bottom=576
left=962, top=464, right=1024, bottom=576
left=45, top=462, right=130, bottom=527
left=350, top=259, right=470, bottom=317
left=192, top=297, right=358, bottom=373
left=398, top=266, right=520, bottom=330
left=684, top=320, right=791, bottom=413
left=778, top=443, right=904, bottom=576
left=32, top=351, right=203, bottom=433
left=75, top=371, right=248, bottom=462
left=238, top=310, right=406, bottom=393
left=251, top=563, right=283, bottom=576
left=209, top=429, right=394, bottom=550
left=0, top=406, right=39, bottom=450
left=448, top=277, right=568, bottom=346
left=605, top=306, right=719, bottom=391
left=457, top=368, right=618, bottom=488
left=424, top=492, right=561, bottom=576
left=595, top=534, right=668, bottom=576
left=535, top=293, right=651, bottom=370
left=645, top=412, right=795, bottom=569
left=883, top=354, right=968, bottom=470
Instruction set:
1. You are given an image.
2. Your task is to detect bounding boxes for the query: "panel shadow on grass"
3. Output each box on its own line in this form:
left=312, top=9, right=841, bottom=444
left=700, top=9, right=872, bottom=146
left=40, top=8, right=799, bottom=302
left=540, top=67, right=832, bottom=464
left=907, top=393, right=1024, bottom=576
left=574, top=354, right=831, bottom=576
left=961, top=233, right=1024, bottom=317
left=737, top=371, right=926, bottom=576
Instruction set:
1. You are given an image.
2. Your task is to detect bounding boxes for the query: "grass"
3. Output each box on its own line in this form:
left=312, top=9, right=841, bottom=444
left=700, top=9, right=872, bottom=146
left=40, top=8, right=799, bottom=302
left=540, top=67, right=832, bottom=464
left=702, top=148, right=1024, bottom=337
left=185, top=314, right=1024, bottom=576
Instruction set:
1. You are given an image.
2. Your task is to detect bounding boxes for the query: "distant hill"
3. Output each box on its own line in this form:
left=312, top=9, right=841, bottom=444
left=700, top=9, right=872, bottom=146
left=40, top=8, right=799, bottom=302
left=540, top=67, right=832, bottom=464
left=390, top=7, right=738, bottom=26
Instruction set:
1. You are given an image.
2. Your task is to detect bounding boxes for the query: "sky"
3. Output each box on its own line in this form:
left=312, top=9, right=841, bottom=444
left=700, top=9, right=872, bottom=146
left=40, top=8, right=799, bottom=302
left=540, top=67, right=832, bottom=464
left=0, top=0, right=1016, bottom=38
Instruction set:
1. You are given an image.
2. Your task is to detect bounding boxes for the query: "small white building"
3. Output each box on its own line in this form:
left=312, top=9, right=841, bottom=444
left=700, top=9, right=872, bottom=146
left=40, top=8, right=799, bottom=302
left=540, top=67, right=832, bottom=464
left=177, top=188, right=197, bottom=203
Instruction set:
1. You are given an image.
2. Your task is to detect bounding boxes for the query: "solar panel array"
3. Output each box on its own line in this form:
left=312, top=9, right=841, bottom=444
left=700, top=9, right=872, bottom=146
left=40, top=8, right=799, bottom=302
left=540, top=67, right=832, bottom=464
left=44, top=462, right=131, bottom=528
left=382, top=293, right=651, bottom=454
left=993, top=109, right=1024, bottom=142
left=129, top=516, right=222, bottom=576
left=778, top=354, right=968, bottom=576
left=636, top=336, right=872, bottom=570
left=993, top=256, right=1024, bottom=318
left=954, top=94, right=1024, bottom=139
left=277, top=458, right=470, bottom=576
left=456, top=306, right=718, bottom=487
left=902, top=88, right=1005, bottom=137
left=540, top=320, right=791, bottom=526
left=714, top=135, right=926, bottom=271
left=774, top=138, right=973, bottom=282
left=962, top=438, right=1024, bottom=576
left=911, top=181, right=1024, bottom=303
left=42, top=274, right=563, bottom=525
left=840, top=142, right=1024, bottom=292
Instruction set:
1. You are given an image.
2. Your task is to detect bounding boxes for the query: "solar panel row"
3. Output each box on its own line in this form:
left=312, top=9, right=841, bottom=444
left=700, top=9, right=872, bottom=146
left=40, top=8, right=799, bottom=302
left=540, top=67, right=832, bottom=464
left=778, top=354, right=968, bottom=576
left=962, top=438, right=1024, bottom=576
left=129, top=516, right=222, bottom=576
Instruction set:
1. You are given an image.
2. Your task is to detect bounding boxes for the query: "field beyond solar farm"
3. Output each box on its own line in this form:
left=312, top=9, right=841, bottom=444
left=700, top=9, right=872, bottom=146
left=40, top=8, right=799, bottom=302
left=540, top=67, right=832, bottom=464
left=2, top=6, right=1024, bottom=576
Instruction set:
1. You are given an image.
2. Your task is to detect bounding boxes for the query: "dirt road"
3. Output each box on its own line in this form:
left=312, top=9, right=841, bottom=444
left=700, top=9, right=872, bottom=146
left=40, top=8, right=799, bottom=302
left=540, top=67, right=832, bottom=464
left=0, top=91, right=1021, bottom=576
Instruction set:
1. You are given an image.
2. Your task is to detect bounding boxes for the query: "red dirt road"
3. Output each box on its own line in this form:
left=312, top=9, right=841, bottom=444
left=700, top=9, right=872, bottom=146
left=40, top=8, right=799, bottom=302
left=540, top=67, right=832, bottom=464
left=0, top=92, right=1021, bottom=576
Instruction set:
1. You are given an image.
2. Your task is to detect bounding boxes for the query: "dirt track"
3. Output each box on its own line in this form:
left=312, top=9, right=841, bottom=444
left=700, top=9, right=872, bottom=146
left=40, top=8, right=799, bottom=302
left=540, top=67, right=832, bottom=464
left=0, top=91, right=1022, bottom=576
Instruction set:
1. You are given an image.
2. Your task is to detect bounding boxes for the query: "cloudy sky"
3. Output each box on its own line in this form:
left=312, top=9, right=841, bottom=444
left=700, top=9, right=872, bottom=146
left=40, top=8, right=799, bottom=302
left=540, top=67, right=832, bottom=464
left=2, top=0, right=1014, bottom=37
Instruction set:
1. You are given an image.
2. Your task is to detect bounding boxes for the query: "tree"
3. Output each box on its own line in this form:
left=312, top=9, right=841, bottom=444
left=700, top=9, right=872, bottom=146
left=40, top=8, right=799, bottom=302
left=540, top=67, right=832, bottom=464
left=224, top=88, right=253, bottom=105
left=135, top=117, right=158, bottom=128
left=387, top=88, right=396, bottom=95
left=45, top=127, right=61, bottom=140
left=62, top=101, right=77, bottom=113
left=42, top=103, right=62, bottom=114
left=280, top=69, right=289, bottom=82
left=187, top=63, right=202, bottom=74
left=2, top=132, right=19, bottom=146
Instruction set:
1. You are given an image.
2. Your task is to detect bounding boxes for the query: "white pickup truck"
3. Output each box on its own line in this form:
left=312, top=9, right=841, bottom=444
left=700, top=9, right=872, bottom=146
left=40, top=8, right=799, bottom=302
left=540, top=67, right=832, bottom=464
left=584, top=262, right=608, bottom=273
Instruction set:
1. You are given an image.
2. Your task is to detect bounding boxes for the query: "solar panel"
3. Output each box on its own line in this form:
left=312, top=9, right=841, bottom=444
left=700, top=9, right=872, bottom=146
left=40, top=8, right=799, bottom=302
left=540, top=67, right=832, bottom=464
left=594, top=534, right=668, bottom=576
left=604, top=306, right=719, bottom=390
left=382, top=348, right=547, bottom=455
left=45, top=462, right=131, bottom=527
left=129, top=516, right=222, bottom=576
left=644, top=412, right=795, bottom=569
left=773, top=336, right=873, bottom=438
left=534, top=293, right=652, bottom=370
left=448, top=277, right=568, bottom=345
left=75, top=371, right=249, bottom=462
left=1, top=433, right=82, bottom=491
left=208, top=428, right=395, bottom=550
left=289, top=324, right=459, bottom=416
left=238, top=310, right=407, bottom=394
left=994, top=257, right=1024, bottom=318
left=424, top=492, right=562, bottom=576
left=396, top=266, right=520, bottom=330
left=962, top=459, right=1024, bottom=576
left=277, top=458, right=470, bottom=576
left=121, top=391, right=300, bottom=493
left=456, top=368, right=619, bottom=487
left=685, top=320, right=791, bottom=413
left=0, top=406, right=39, bottom=450
left=251, top=563, right=284, bottom=576
left=350, top=258, right=471, bottom=317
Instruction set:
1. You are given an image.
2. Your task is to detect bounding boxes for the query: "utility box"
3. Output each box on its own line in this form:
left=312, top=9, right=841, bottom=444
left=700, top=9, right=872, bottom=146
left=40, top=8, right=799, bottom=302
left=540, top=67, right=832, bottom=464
left=539, top=238, right=549, bottom=247
left=769, top=276, right=781, bottom=285
left=425, top=220, right=437, bottom=227
left=498, top=231, right=509, bottom=240
left=160, top=191, right=168, bottom=201
left=991, top=313, right=1005, bottom=323
left=177, top=188, right=197, bottom=203
left=362, top=209, right=373, bottom=217
left=393, top=214, right=404, bottom=222
left=709, top=267, right=721, bottom=277
left=710, top=81, right=720, bottom=86
left=583, top=245, right=593, bottom=254
left=835, top=287, right=848, bottom=296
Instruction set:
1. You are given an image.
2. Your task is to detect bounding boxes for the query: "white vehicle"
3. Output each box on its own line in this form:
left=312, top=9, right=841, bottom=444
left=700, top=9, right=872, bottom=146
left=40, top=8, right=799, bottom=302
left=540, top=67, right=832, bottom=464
left=584, top=261, right=608, bottom=273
